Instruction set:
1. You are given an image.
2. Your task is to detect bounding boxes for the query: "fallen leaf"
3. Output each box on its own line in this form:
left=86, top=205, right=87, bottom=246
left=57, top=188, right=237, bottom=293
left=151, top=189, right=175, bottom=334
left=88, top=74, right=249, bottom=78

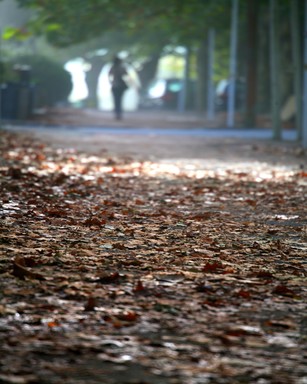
left=203, top=261, right=224, bottom=273
left=272, top=285, right=297, bottom=297
left=12, top=256, right=45, bottom=280
left=98, top=271, right=121, bottom=284
left=84, top=296, right=96, bottom=311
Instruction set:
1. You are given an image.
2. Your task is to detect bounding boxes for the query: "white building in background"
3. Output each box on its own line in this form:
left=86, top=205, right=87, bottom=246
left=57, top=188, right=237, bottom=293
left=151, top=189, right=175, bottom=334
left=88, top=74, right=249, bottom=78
left=64, top=58, right=89, bottom=105
left=97, top=63, right=140, bottom=111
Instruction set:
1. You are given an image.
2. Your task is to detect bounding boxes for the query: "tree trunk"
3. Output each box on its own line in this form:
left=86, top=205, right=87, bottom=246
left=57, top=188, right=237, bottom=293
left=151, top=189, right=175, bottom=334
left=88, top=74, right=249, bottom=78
left=270, top=0, right=282, bottom=140
left=291, top=0, right=303, bottom=141
left=257, top=6, right=270, bottom=113
left=227, top=0, right=239, bottom=128
left=303, top=0, right=307, bottom=148
left=137, top=53, right=161, bottom=90
left=177, top=46, right=192, bottom=112
left=85, top=56, right=106, bottom=109
left=207, top=29, right=215, bottom=120
left=245, top=0, right=258, bottom=127
left=196, top=40, right=208, bottom=113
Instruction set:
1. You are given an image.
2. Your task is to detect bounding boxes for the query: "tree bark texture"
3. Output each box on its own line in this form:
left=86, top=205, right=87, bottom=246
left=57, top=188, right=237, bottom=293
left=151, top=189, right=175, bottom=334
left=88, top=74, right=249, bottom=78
left=245, top=0, right=258, bottom=127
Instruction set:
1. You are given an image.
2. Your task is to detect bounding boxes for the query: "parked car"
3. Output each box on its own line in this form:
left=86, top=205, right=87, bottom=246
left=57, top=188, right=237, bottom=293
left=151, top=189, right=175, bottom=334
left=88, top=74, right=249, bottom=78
left=215, top=78, right=245, bottom=111
left=139, top=78, right=195, bottom=110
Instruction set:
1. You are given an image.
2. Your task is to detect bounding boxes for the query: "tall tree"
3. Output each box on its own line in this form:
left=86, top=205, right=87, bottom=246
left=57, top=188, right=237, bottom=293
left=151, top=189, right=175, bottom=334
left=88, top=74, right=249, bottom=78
left=245, top=0, right=258, bottom=127
left=290, top=0, right=303, bottom=141
left=270, top=0, right=281, bottom=140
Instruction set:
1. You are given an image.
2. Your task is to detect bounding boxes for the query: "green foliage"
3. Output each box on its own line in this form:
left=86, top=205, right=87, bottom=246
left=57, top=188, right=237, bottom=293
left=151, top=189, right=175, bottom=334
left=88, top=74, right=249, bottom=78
left=13, top=0, right=230, bottom=48
left=2, top=26, right=32, bottom=41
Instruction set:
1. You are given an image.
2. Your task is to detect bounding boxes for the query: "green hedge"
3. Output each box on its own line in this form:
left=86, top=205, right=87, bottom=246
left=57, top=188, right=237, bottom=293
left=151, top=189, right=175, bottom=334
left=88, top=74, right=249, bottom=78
left=10, top=55, right=72, bottom=107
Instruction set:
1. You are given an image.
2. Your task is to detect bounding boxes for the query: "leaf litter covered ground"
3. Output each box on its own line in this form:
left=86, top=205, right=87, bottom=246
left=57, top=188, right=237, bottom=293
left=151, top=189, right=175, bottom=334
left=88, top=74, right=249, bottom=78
left=0, top=126, right=307, bottom=384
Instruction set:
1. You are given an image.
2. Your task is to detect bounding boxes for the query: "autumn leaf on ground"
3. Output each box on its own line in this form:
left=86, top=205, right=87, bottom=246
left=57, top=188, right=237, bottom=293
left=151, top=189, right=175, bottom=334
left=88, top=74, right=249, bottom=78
left=84, top=296, right=97, bottom=311
left=12, top=256, right=45, bottom=280
left=84, top=216, right=105, bottom=226
left=272, top=284, right=298, bottom=298
left=133, top=280, right=146, bottom=293
left=203, top=261, right=224, bottom=273
left=0, top=129, right=306, bottom=384
left=97, top=271, right=121, bottom=284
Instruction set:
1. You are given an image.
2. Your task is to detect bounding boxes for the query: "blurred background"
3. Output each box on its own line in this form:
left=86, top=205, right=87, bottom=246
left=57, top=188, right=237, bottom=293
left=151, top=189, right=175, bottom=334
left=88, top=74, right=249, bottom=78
left=0, top=0, right=305, bottom=142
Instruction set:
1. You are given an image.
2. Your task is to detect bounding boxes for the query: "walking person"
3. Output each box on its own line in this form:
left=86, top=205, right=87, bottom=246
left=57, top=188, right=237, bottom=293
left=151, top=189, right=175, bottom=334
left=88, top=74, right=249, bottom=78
left=108, top=56, right=128, bottom=120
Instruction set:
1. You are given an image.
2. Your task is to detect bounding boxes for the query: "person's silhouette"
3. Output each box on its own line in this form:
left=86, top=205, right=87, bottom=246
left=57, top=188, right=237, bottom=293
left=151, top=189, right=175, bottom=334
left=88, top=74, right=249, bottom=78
left=108, top=56, right=128, bottom=120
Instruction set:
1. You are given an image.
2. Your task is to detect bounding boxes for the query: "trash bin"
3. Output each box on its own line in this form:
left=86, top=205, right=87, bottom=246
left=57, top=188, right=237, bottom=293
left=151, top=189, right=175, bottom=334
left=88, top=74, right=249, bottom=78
left=0, top=82, right=20, bottom=120
left=0, top=82, right=35, bottom=120
left=17, top=85, right=31, bottom=119
left=0, top=66, right=35, bottom=120
left=15, top=65, right=32, bottom=119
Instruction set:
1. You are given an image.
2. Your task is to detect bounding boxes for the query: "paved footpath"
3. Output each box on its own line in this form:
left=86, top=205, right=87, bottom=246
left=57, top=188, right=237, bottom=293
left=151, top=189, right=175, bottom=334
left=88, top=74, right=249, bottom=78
left=2, top=108, right=305, bottom=171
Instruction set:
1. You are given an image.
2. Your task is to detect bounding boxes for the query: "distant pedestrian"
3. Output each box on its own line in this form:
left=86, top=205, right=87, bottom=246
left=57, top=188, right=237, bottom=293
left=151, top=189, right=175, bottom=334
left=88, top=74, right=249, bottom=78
left=108, top=56, right=128, bottom=120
